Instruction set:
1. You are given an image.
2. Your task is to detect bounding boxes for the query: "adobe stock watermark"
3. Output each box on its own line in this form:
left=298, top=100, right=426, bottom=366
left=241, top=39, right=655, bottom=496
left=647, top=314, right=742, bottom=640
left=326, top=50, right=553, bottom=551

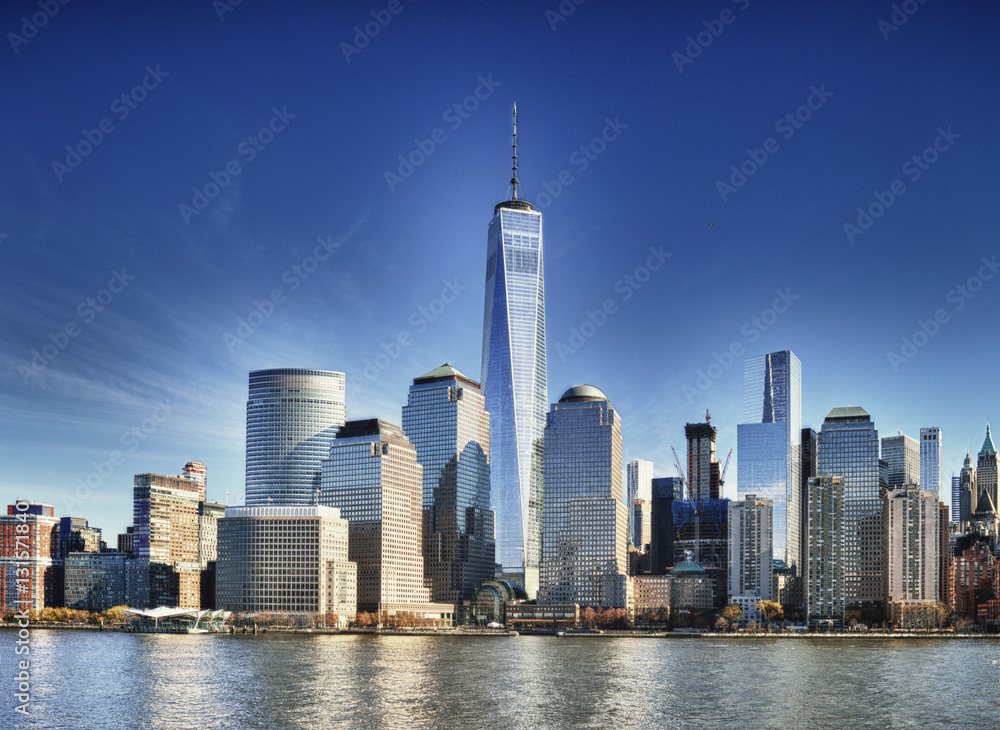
left=554, top=245, right=671, bottom=362
left=61, top=398, right=173, bottom=513
left=341, top=0, right=410, bottom=63
left=18, top=269, right=135, bottom=384
left=51, top=65, right=169, bottom=182
left=534, top=116, right=628, bottom=209
left=878, top=0, right=929, bottom=40
left=12, top=501, right=32, bottom=717
left=213, top=0, right=245, bottom=21
left=888, top=255, right=997, bottom=372
left=716, top=84, right=833, bottom=202
left=7, top=0, right=71, bottom=54
left=545, top=0, right=587, bottom=31
left=672, top=0, right=751, bottom=73
left=843, top=126, right=959, bottom=244
left=349, top=278, right=466, bottom=396
left=683, top=288, right=798, bottom=403
left=223, top=234, right=343, bottom=353
left=179, top=107, right=296, bottom=223
left=385, top=75, right=501, bottom=192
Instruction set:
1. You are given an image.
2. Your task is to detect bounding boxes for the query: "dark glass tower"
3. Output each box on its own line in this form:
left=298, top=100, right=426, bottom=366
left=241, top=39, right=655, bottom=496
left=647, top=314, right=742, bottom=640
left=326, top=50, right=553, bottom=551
left=481, top=107, right=546, bottom=597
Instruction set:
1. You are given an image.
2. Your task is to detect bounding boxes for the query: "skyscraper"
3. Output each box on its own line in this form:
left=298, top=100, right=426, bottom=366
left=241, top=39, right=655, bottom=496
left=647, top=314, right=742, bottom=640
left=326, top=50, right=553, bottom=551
left=919, top=427, right=942, bottom=493
left=728, top=494, right=774, bottom=601
left=401, top=363, right=494, bottom=605
left=650, top=477, right=683, bottom=575
left=881, top=433, right=920, bottom=490
left=951, top=475, right=962, bottom=523
left=806, top=475, right=845, bottom=627
left=481, top=107, right=546, bottom=597
left=245, top=368, right=346, bottom=506
left=977, top=421, right=998, bottom=510
left=686, top=420, right=719, bottom=500
left=736, top=351, right=802, bottom=573
left=959, top=450, right=977, bottom=524
left=817, top=406, right=883, bottom=615
left=884, top=484, right=939, bottom=607
left=1, top=502, right=60, bottom=613
left=539, top=385, right=629, bottom=609
left=627, top=459, right=653, bottom=549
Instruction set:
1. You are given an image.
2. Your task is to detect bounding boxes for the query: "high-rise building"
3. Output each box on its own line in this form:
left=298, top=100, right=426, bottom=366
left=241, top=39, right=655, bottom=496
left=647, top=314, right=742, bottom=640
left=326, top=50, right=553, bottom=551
left=939, top=502, right=952, bottom=606
left=117, top=526, right=135, bottom=556
left=183, top=461, right=208, bottom=501
left=977, top=421, right=999, bottom=511
left=818, top=406, right=883, bottom=614
left=686, top=420, right=720, bottom=500
left=650, top=477, right=683, bottom=575
left=806, top=475, right=845, bottom=627
left=64, top=551, right=134, bottom=612
left=401, top=363, right=494, bottom=605
left=959, top=450, right=977, bottom=524
left=884, top=484, right=939, bottom=605
left=951, top=475, right=961, bottom=523
left=133, top=468, right=204, bottom=608
left=319, top=420, right=453, bottom=621
left=920, top=427, right=942, bottom=494
left=481, top=108, right=546, bottom=598
left=216, top=504, right=357, bottom=625
left=737, top=351, right=802, bottom=574
left=672, top=498, right=729, bottom=608
left=198, top=501, right=225, bottom=569
left=56, top=517, right=102, bottom=560
left=881, top=433, right=920, bottom=490
left=1, top=502, right=60, bottom=613
left=728, top=494, right=774, bottom=601
left=245, top=368, right=346, bottom=506
left=539, top=385, right=629, bottom=609
left=627, top=459, right=653, bottom=550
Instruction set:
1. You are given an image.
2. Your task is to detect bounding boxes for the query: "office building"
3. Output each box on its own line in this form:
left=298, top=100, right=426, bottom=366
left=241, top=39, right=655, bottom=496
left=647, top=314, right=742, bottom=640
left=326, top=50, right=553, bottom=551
left=627, top=459, right=654, bottom=550
left=736, top=351, right=802, bottom=573
left=818, top=406, right=883, bottom=614
left=686, top=420, right=720, bottom=500
left=884, top=484, right=939, bottom=605
left=539, top=386, right=629, bottom=609
left=978, top=422, right=999, bottom=511
left=920, top=427, right=942, bottom=493
left=216, top=504, right=357, bottom=625
left=650, top=477, right=683, bottom=575
left=0, top=502, right=60, bottom=613
left=57, top=517, right=102, bottom=559
left=806, top=475, right=845, bottom=627
left=245, top=368, right=346, bottom=506
left=882, top=433, right=920, bottom=490
left=133, top=468, right=204, bottom=608
left=959, top=450, right=977, bottom=524
left=198, top=501, right=225, bottom=569
left=481, top=108, right=546, bottom=597
left=401, top=363, right=494, bottom=605
left=728, top=495, right=774, bottom=601
left=320, top=419, right=453, bottom=621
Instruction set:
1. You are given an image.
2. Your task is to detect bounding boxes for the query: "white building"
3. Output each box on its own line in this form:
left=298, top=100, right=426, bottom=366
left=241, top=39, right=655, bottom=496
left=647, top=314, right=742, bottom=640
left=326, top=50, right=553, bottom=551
left=884, top=484, right=940, bottom=605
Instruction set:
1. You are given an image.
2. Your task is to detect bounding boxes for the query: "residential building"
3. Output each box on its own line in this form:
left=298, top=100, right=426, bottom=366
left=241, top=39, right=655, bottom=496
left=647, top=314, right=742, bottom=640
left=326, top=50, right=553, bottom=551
left=736, top=351, right=802, bottom=574
left=818, top=406, right=883, bottom=615
left=320, top=419, right=453, bottom=621
left=920, top=427, right=942, bottom=494
left=183, top=461, right=208, bottom=501
left=198, top=501, right=225, bottom=569
left=481, top=108, right=546, bottom=598
left=939, top=502, right=952, bottom=606
left=117, top=527, right=135, bottom=556
left=951, top=475, right=962, bottom=525
left=245, top=368, right=346, bottom=506
left=728, top=495, right=774, bottom=601
left=627, top=459, right=654, bottom=550
left=953, top=540, right=994, bottom=617
left=64, top=551, right=130, bottom=612
left=216, top=504, right=357, bottom=625
left=806, top=476, right=845, bottom=628
left=0, top=502, right=60, bottom=613
left=401, top=363, right=494, bottom=606
left=539, top=385, right=629, bottom=610
left=884, top=484, right=939, bottom=606
left=650, top=477, right=683, bottom=575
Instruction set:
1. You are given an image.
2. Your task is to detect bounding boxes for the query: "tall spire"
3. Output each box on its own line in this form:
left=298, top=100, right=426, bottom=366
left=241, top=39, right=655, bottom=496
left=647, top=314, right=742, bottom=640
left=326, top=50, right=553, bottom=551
left=981, top=419, right=996, bottom=455
left=510, top=103, right=519, bottom=200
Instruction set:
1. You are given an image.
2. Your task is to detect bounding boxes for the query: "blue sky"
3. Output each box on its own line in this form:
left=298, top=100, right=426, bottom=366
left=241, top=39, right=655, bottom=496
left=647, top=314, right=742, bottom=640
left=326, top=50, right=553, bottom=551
left=2, top=0, right=998, bottom=538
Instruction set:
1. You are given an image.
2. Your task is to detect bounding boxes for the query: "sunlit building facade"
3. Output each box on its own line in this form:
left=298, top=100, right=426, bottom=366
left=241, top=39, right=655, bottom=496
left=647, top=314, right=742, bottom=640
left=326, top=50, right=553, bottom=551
left=0, top=502, right=60, bottom=613
left=806, top=475, right=845, bottom=627
left=627, top=459, right=653, bottom=550
left=884, top=484, right=939, bottom=605
left=728, top=494, right=774, bottom=600
left=881, top=433, right=920, bottom=490
left=245, top=368, right=346, bottom=506
left=481, top=110, right=546, bottom=598
left=919, top=427, right=942, bottom=494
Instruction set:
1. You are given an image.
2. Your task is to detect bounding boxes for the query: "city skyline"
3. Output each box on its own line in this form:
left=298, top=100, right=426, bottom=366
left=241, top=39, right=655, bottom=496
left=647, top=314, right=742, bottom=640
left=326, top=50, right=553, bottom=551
left=3, top=2, right=1000, bottom=538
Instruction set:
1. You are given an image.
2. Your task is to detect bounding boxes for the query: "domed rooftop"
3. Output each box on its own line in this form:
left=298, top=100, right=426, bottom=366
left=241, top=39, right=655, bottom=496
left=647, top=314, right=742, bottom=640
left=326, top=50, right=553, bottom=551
left=670, top=559, right=707, bottom=577
left=558, top=384, right=609, bottom=403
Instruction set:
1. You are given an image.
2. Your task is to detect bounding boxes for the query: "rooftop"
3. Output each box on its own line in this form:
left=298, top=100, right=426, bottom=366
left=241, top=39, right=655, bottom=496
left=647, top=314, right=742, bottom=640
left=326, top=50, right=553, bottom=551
left=558, top=384, right=609, bottom=403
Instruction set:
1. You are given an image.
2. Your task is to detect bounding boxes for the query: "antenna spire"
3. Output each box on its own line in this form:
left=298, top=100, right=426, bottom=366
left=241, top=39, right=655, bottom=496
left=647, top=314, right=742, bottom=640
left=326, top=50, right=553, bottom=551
left=510, top=104, right=519, bottom=200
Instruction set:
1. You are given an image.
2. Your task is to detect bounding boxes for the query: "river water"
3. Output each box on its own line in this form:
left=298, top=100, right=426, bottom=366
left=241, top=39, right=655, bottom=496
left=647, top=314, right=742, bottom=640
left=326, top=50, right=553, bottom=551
left=7, top=630, right=1000, bottom=728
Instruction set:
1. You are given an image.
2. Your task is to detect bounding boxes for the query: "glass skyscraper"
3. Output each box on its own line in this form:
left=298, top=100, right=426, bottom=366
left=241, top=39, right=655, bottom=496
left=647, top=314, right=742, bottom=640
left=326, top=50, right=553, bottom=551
left=401, top=363, right=495, bottom=604
left=736, top=351, right=802, bottom=574
left=919, top=427, right=942, bottom=494
left=481, top=108, right=546, bottom=597
left=245, top=368, right=346, bottom=506
left=881, top=433, right=920, bottom=490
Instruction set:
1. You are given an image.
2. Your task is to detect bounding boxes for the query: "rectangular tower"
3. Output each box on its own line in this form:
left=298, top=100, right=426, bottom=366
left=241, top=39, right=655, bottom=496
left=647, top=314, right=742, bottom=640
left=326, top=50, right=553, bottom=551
left=920, top=427, right=942, bottom=493
left=728, top=494, right=774, bottom=600
left=481, top=109, right=546, bottom=598
left=884, top=485, right=940, bottom=606
left=627, top=459, right=653, bottom=550
left=685, top=421, right=719, bottom=500
left=881, top=433, right=920, bottom=490
left=737, top=351, right=802, bottom=575
left=806, top=475, right=845, bottom=627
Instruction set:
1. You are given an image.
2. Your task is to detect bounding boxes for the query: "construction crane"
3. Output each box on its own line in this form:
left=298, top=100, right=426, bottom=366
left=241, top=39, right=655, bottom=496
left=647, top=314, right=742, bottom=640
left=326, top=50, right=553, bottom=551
left=719, top=447, right=733, bottom=487
left=670, top=445, right=688, bottom=498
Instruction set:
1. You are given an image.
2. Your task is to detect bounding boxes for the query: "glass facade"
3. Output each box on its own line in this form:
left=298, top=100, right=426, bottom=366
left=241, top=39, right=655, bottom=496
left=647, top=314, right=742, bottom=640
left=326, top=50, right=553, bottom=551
left=401, top=365, right=495, bottom=604
left=737, top=351, right=801, bottom=574
left=881, top=434, right=920, bottom=490
left=245, top=369, right=346, bottom=506
left=919, top=427, right=942, bottom=494
left=650, top=477, right=683, bottom=575
left=627, top=459, right=653, bottom=549
left=817, top=407, right=882, bottom=610
left=481, top=201, right=546, bottom=597
left=539, top=388, right=628, bottom=608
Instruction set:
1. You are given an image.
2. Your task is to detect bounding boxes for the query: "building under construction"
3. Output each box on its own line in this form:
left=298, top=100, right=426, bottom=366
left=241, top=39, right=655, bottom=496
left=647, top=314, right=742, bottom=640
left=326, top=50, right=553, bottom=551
left=672, top=498, right=729, bottom=608
left=686, top=416, right=721, bottom=500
